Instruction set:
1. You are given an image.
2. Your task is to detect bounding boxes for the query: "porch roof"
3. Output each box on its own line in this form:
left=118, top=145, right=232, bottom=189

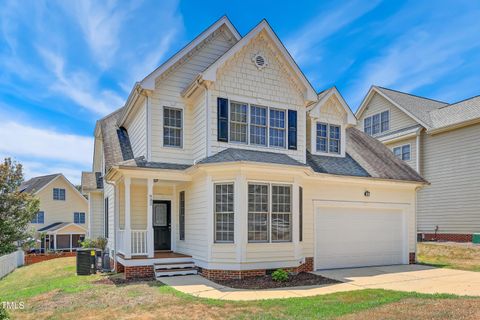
left=38, top=222, right=87, bottom=234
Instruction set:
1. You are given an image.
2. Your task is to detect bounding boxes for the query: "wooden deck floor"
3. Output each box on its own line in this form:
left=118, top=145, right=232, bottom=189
left=117, top=251, right=191, bottom=260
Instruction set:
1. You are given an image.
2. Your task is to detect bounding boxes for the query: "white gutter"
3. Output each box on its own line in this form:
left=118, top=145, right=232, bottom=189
left=416, top=132, right=421, bottom=174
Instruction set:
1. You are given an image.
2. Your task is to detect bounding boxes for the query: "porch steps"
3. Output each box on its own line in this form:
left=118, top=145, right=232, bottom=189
left=154, top=260, right=197, bottom=278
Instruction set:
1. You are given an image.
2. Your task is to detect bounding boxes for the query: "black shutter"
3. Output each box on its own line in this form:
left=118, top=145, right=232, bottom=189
left=217, top=97, right=229, bottom=142
left=288, top=110, right=297, bottom=150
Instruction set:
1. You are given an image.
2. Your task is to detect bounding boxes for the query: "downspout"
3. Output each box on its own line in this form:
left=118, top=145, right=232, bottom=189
left=416, top=132, right=421, bottom=174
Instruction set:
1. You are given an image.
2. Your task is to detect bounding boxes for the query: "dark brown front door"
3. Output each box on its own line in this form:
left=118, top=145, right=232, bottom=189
left=153, top=201, right=171, bottom=250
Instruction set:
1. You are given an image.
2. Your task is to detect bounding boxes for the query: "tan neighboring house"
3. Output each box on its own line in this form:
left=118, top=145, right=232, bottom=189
left=356, top=86, right=480, bottom=242
left=20, top=173, right=89, bottom=251
left=82, top=17, right=426, bottom=280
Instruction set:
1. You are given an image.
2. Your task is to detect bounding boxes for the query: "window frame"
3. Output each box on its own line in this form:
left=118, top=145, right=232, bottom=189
left=31, top=211, right=45, bottom=224
left=74, top=212, right=86, bottom=224
left=163, top=106, right=183, bottom=148
left=364, top=110, right=390, bottom=135
left=179, top=191, right=185, bottom=241
left=249, top=104, right=268, bottom=146
left=247, top=182, right=293, bottom=243
left=214, top=182, right=235, bottom=243
left=393, top=144, right=411, bottom=161
left=247, top=183, right=270, bottom=243
left=268, top=108, right=286, bottom=148
left=53, top=188, right=66, bottom=201
left=229, top=101, right=249, bottom=144
left=316, top=122, right=341, bottom=154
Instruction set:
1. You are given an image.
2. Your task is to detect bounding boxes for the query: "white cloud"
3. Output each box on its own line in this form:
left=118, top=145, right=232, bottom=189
left=286, top=0, right=381, bottom=65
left=19, top=159, right=83, bottom=186
left=0, top=121, right=93, bottom=166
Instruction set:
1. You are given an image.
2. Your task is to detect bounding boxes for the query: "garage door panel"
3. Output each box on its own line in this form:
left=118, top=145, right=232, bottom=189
left=315, top=206, right=406, bottom=270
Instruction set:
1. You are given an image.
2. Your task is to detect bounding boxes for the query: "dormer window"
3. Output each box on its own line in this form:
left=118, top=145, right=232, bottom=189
left=316, top=123, right=341, bottom=154
left=364, top=110, right=389, bottom=135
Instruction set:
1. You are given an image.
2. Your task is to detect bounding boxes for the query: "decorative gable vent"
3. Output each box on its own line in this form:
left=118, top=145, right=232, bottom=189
left=252, top=53, right=267, bottom=70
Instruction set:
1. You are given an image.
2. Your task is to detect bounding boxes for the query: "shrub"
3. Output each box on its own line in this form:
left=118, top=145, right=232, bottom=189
left=0, top=306, right=9, bottom=320
left=271, top=269, right=289, bottom=282
left=80, top=237, right=108, bottom=251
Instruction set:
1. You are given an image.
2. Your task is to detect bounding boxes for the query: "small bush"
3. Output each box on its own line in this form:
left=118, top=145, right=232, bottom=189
left=271, top=269, right=289, bottom=282
left=0, top=306, right=9, bottom=320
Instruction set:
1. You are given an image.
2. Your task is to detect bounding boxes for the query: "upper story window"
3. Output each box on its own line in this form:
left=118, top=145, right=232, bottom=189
left=74, top=212, right=86, bottom=224
left=364, top=110, right=389, bottom=135
left=393, top=144, right=411, bottom=161
left=230, top=102, right=248, bottom=143
left=269, top=109, right=286, bottom=148
left=316, top=123, right=341, bottom=154
left=53, top=188, right=65, bottom=201
left=31, top=211, right=44, bottom=224
left=163, top=107, right=182, bottom=147
left=214, top=183, right=234, bottom=243
left=250, top=105, right=267, bottom=146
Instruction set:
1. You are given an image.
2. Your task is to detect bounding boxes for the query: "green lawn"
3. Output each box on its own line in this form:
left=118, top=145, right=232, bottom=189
left=0, top=257, right=479, bottom=319
left=418, top=242, right=480, bottom=272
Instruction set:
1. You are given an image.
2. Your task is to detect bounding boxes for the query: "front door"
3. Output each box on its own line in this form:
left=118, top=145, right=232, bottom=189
left=153, top=201, right=171, bottom=250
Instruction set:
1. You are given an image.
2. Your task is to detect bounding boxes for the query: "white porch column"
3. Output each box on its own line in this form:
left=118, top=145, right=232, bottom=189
left=124, top=177, right=131, bottom=258
left=69, top=234, right=73, bottom=252
left=54, top=234, right=57, bottom=251
left=147, top=178, right=154, bottom=258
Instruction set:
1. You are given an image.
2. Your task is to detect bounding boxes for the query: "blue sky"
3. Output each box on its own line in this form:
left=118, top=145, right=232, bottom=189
left=1, top=0, right=480, bottom=184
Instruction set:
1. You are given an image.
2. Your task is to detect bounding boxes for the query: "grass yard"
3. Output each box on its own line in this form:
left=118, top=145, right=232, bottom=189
left=1, top=257, right=480, bottom=319
left=418, top=242, right=480, bottom=272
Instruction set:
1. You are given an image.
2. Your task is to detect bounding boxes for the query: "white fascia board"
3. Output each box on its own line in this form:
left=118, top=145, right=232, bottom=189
left=141, top=16, right=241, bottom=91
left=201, top=20, right=318, bottom=103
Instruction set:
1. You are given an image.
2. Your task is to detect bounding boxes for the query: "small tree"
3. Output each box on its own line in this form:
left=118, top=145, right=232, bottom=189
left=0, top=158, right=39, bottom=255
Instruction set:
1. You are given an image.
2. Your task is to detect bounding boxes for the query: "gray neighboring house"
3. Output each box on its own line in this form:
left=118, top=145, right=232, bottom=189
left=356, top=86, right=480, bottom=242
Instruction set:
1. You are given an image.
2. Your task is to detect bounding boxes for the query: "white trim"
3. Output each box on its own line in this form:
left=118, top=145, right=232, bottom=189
left=392, top=143, right=412, bottom=161
left=193, top=258, right=302, bottom=271
left=313, top=199, right=410, bottom=270
left=141, top=16, right=241, bottom=90
left=201, top=20, right=317, bottom=102
left=416, top=133, right=421, bottom=173
left=308, top=87, right=356, bottom=125
left=162, top=106, right=184, bottom=149
left=146, top=96, right=152, bottom=161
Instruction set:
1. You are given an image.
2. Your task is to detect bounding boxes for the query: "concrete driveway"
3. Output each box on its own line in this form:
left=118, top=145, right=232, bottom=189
left=314, top=264, right=480, bottom=296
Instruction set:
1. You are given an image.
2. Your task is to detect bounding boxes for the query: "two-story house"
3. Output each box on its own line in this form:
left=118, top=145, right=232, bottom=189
left=82, top=17, right=425, bottom=280
left=356, top=86, right=480, bottom=242
left=20, top=173, right=88, bottom=252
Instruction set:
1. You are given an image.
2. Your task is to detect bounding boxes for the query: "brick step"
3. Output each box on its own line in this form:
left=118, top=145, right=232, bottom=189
left=154, top=262, right=195, bottom=270
left=155, top=268, right=197, bottom=277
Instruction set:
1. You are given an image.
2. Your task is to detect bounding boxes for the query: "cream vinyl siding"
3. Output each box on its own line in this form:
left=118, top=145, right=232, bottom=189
left=104, top=182, right=115, bottom=249
left=385, top=137, right=417, bottom=171
left=124, top=101, right=147, bottom=158
left=31, top=176, right=88, bottom=233
left=417, top=124, right=480, bottom=234
left=209, top=31, right=306, bottom=163
left=358, top=93, right=419, bottom=136
left=89, top=192, right=104, bottom=238
left=130, top=180, right=147, bottom=230
left=150, top=27, right=236, bottom=164
left=191, top=92, right=207, bottom=161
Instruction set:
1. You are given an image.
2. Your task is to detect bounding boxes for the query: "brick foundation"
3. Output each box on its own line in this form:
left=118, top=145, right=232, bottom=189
left=124, top=265, right=154, bottom=279
left=419, top=233, right=472, bottom=243
left=115, top=261, right=125, bottom=273
left=409, top=252, right=416, bottom=264
left=25, top=252, right=76, bottom=265
left=200, top=257, right=315, bottom=281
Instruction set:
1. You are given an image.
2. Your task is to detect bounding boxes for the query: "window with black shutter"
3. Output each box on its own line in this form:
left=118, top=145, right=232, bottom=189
left=217, top=97, right=229, bottom=142
left=288, top=110, right=297, bottom=150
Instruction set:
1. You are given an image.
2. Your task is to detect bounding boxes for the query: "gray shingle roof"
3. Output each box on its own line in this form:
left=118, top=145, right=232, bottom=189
left=430, top=95, right=480, bottom=129
left=198, top=148, right=307, bottom=167
left=19, top=174, right=61, bottom=194
left=99, top=107, right=134, bottom=171
left=81, top=171, right=103, bottom=192
left=306, top=152, right=369, bottom=177
left=37, top=222, right=84, bottom=232
left=346, top=127, right=426, bottom=182
left=376, top=86, right=447, bottom=127
left=117, top=156, right=191, bottom=170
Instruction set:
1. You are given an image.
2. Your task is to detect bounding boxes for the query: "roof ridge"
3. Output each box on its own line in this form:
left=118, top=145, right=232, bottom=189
left=375, top=86, right=449, bottom=105
left=437, top=94, right=480, bottom=109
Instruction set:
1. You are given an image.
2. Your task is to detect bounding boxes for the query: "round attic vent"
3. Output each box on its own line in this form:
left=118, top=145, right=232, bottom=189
left=252, top=53, right=267, bottom=69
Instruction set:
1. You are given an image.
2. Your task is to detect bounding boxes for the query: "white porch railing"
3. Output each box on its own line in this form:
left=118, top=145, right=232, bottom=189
left=117, top=229, right=148, bottom=256
left=131, top=230, right=148, bottom=255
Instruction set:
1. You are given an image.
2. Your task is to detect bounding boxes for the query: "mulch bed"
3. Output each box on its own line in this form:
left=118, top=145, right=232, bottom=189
left=214, top=272, right=340, bottom=289
left=93, top=274, right=156, bottom=285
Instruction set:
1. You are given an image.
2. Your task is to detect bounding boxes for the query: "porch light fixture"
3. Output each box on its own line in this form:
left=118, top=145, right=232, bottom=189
left=364, top=190, right=370, bottom=197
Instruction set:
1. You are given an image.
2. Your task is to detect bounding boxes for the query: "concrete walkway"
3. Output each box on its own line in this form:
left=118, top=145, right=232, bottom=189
left=159, top=265, right=480, bottom=301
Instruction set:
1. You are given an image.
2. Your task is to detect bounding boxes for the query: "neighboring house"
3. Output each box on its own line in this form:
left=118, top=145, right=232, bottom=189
left=82, top=17, right=425, bottom=280
left=20, top=173, right=89, bottom=251
left=356, top=86, right=480, bottom=242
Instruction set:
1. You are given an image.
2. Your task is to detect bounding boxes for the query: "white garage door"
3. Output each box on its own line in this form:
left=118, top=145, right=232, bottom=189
left=315, top=206, right=407, bottom=270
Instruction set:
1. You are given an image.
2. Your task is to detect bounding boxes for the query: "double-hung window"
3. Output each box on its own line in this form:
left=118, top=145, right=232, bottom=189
left=53, top=188, right=65, bottom=200
left=163, top=107, right=182, bottom=147
left=229, top=102, right=248, bottom=143
left=179, top=191, right=185, bottom=240
left=269, top=109, right=286, bottom=147
left=364, top=110, right=389, bottom=135
left=31, top=211, right=44, bottom=224
left=214, top=183, right=234, bottom=243
left=250, top=105, right=267, bottom=146
left=74, top=212, right=86, bottom=224
left=247, top=183, right=292, bottom=243
left=393, top=144, right=411, bottom=161
left=316, top=123, right=341, bottom=154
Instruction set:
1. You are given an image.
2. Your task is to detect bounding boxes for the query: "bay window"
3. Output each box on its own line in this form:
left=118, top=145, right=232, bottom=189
left=214, top=183, right=234, bottom=243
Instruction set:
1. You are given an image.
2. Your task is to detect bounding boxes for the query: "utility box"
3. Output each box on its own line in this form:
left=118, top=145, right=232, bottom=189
left=473, top=233, right=480, bottom=244
left=76, top=248, right=97, bottom=275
